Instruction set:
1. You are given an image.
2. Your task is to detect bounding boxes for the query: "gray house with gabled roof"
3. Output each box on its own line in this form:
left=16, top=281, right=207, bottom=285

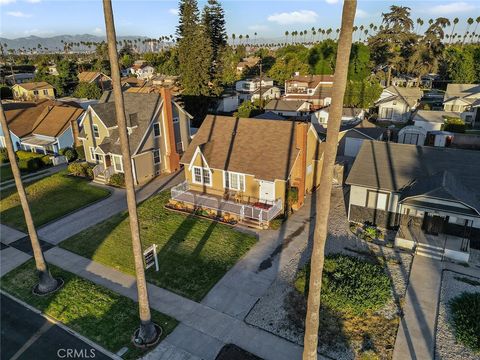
left=346, top=141, right=480, bottom=261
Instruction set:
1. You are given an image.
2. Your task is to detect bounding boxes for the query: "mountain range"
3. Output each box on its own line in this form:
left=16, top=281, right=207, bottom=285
left=0, top=34, right=150, bottom=51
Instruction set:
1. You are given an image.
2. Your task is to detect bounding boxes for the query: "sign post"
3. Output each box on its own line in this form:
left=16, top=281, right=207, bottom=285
left=143, top=244, right=159, bottom=272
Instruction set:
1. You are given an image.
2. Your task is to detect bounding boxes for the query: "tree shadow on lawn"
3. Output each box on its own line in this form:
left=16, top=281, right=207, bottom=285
left=0, top=174, right=108, bottom=231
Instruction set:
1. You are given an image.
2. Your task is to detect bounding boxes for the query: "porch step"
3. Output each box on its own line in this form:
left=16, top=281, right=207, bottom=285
left=239, top=218, right=264, bottom=230
left=416, top=242, right=443, bottom=251
left=93, top=178, right=107, bottom=185
left=415, top=245, right=443, bottom=260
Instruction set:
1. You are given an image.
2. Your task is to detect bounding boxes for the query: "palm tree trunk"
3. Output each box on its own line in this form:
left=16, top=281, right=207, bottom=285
left=102, top=0, right=158, bottom=345
left=302, top=1, right=356, bottom=359
left=0, top=103, right=58, bottom=294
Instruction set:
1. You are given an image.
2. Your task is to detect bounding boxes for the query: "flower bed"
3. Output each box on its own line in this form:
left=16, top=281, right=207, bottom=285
left=166, top=199, right=238, bottom=225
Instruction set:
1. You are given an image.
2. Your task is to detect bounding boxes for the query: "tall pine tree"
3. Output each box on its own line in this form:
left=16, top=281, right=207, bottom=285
left=202, top=0, right=227, bottom=63
left=177, top=0, right=212, bottom=97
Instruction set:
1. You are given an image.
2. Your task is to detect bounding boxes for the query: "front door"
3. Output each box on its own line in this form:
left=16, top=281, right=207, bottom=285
left=105, top=155, right=111, bottom=167
left=422, top=213, right=445, bottom=235
left=259, top=180, right=275, bottom=203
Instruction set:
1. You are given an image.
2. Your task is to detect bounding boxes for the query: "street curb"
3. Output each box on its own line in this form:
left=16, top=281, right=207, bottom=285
left=0, top=290, right=121, bottom=360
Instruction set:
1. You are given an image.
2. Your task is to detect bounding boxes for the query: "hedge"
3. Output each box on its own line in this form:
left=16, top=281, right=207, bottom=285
left=59, top=147, right=78, bottom=162
left=449, top=292, right=480, bottom=352
left=16, top=150, right=45, bottom=160
left=18, top=157, right=43, bottom=172
left=109, top=173, right=125, bottom=187
left=296, top=254, right=391, bottom=315
left=67, top=162, right=94, bottom=179
left=0, top=148, right=9, bottom=163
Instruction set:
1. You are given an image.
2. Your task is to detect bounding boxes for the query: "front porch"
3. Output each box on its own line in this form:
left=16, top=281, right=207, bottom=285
left=395, top=220, right=470, bottom=262
left=91, top=151, right=123, bottom=184
left=170, top=181, right=283, bottom=228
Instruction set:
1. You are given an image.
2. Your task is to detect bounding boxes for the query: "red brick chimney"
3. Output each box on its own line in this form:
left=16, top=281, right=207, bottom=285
left=160, top=88, right=180, bottom=172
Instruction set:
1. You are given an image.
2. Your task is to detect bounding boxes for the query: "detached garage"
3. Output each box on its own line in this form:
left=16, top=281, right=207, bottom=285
left=336, top=120, right=386, bottom=158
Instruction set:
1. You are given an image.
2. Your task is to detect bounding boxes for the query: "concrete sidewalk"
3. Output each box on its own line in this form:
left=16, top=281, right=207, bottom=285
left=44, top=247, right=304, bottom=360
left=38, top=171, right=184, bottom=245
left=1, top=164, right=67, bottom=190
left=393, top=256, right=443, bottom=360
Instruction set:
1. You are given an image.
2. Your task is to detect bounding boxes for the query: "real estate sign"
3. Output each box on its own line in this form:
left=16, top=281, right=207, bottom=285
left=143, top=244, right=159, bottom=271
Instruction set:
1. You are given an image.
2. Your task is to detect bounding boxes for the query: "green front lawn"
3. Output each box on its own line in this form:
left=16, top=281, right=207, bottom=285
left=60, top=191, right=257, bottom=301
left=0, top=164, right=13, bottom=182
left=1, top=260, right=178, bottom=360
left=0, top=172, right=110, bottom=231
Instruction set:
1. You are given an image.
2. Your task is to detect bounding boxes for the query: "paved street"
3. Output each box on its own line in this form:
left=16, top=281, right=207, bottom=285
left=1, top=294, right=112, bottom=360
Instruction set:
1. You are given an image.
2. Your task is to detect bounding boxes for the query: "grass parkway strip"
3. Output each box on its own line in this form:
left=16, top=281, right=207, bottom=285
left=0, top=260, right=178, bottom=360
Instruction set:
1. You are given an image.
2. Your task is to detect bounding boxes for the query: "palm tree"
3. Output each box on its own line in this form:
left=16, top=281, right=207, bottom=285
left=474, top=16, right=480, bottom=38
left=102, top=0, right=159, bottom=346
left=231, top=33, right=236, bottom=46
left=285, top=30, right=289, bottom=44
left=450, top=17, right=459, bottom=44
left=254, top=32, right=258, bottom=45
left=0, top=104, right=60, bottom=295
left=463, top=17, right=474, bottom=44
left=302, top=0, right=357, bottom=358
left=245, top=34, right=250, bottom=45
left=239, top=34, right=243, bottom=45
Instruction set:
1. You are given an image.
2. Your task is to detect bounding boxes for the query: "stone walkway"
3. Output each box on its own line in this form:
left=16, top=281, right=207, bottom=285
left=38, top=171, right=184, bottom=245
left=393, top=256, right=443, bottom=360
left=44, top=247, right=304, bottom=360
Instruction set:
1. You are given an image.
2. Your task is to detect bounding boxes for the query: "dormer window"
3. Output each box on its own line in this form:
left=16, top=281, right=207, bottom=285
left=153, top=123, right=161, bottom=137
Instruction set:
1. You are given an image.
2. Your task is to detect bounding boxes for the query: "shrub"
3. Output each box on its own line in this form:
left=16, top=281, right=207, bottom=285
left=443, top=117, right=466, bottom=133
left=67, top=162, right=93, bottom=178
left=449, top=292, right=480, bottom=352
left=18, top=157, right=42, bottom=172
left=287, top=187, right=299, bottom=207
left=0, top=148, right=9, bottom=163
left=109, top=173, right=125, bottom=187
left=40, top=155, right=52, bottom=166
left=296, top=254, right=391, bottom=315
left=16, top=150, right=44, bottom=160
left=75, top=145, right=86, bottom=161
left=59, top=147, right=78, bottom=162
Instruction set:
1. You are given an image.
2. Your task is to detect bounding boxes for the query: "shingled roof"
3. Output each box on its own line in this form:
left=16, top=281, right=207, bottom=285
left=89, top=92, right=161, bottom=154
left=180, top=115, right=303, bottom=182
left=3, top=100, right=57, bottom=137
left=15, top=82, right=54, bottom=91
left=376, top=86, right=423, bottom=108
left=346, top=141, right=480, bottom=213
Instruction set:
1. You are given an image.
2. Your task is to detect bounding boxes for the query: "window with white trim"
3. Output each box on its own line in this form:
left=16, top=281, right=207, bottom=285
left=92, top=124, right=100, bottom=138
left=43, top=89, right=49, bottom=95
left=113, top=155, right=123, bottom=172
left=153, top=123, right=161, bottom=137
left=192, top=166, right=211, bottom=186
left=89, top=146, right=95, bottom=161
left=224, top=171, right=245, bottom=191
left=153, top=149, right=161, bottom=164
left=366, top=190, right=389, bottom=211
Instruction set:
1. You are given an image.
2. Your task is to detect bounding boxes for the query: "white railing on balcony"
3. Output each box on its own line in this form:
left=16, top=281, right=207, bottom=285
left=171, top=181, right=282, bottom=223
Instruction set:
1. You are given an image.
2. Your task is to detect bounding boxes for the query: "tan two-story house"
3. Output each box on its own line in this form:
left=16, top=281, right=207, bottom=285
left=170, top=115, right=325, bottom=228
left=12, top=82, right=55, bottom=101
left=79, top=89, right=192, bottom=184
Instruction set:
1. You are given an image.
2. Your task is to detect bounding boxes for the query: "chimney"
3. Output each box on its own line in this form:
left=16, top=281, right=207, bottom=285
left=160, top=87, right=180, bottom=172
left=292, top=122, right=308, bottom=210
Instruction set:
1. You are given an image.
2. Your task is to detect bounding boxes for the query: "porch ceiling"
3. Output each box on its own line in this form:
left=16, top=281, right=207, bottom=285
left=21, top=136, right=55, bottom=147
left=401, top=198, right=479, bottom=217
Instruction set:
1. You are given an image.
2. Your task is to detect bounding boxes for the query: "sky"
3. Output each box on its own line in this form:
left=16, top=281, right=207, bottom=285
left=0, top=0, right=479, bottom=39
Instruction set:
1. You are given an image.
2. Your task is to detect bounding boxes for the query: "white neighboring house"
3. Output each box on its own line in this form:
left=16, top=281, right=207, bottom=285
left=413, top=110, right=461, bottom=132
left=235, top=77, right=275, bottom=102
left=311, top=107, right=364, bottom=127
left=443, top=84, right=480, bottom=127
left=375, top=86, right=423, bottom=122
left=264, top=99, right=311, bottom=117
left=251, top=86, right=281, bottom=102
left=398, top=110, right=459, bottom=147
left=130, top=64, right=156, bottom=80
left=216, top=92, right=239, bottom=113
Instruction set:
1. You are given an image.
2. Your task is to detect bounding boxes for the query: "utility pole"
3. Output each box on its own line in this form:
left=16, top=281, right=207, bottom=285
left=258, top=59, right=263, bottom=110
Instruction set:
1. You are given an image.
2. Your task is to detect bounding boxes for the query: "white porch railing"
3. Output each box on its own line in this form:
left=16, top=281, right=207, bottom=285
left=93, top=163, right=105, bottom=178
left=171, top=181, right=283, bottom=224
